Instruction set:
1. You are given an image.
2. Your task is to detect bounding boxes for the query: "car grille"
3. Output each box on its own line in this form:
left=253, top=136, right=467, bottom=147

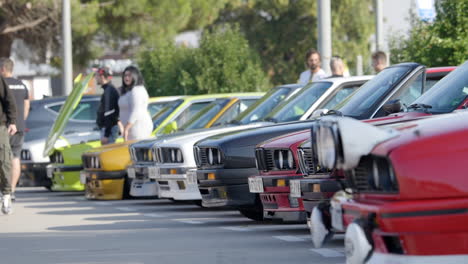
left=348, top=155, right=399, bottom=193
left=132, top=147, right=156, bottom=163
left=20, top=149, right=31, bottom=160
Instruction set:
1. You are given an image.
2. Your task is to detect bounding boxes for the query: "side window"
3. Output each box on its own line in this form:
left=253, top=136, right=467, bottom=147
left=70, top=100, right=99, bottom=121
left=213, top=101, right=241, bottom=126
left=389, top=72, right=424, bottom=107
left=48, top=104, right=63, bottom=113
left=321, top=84, right=361, bottom=110
left=173, top=102, right=211, bottom=127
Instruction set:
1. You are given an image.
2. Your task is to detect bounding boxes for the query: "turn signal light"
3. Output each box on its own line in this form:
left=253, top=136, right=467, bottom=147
left=277, top=179, right=286, bottom=187
left=207, top=173, right=216, bottom=180
left=312, top=184, right=321, bottom=192
left=170, top=169, right=177, bottom=175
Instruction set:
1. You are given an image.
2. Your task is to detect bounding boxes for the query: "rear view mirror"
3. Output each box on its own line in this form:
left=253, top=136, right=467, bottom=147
left=382, top=99, right=402, bottom=115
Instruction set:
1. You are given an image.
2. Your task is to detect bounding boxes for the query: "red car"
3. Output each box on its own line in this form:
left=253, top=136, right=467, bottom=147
left=250, top=66, right=455, bottom=223
left=313, top=61, right=468, bottom=263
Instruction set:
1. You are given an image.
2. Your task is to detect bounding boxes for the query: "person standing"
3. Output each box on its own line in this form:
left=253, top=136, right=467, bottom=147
left=0, top=75, right=17, bottom=215
left=329, top=56, right=345, bottom=78
left=95, top=67, right=120, bottom=145
left=371, top=51, right=388, bottom=73
left=118, top=66, right=152, bottom=141
left=298, top=49, right=327, bottom=85
left=0, top=58, right=28, bottom=203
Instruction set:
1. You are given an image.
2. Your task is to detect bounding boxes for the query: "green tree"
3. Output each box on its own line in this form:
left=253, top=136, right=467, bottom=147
left=139, top=26, right=269, bottom=96
left=214, top=0, right=374, bottom=85
left=390, top=0, right=468, bottom=66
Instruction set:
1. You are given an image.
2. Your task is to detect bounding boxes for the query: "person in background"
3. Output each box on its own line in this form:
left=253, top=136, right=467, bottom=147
left=0, top=58, right=28, bottom=203
left=118, top=66, right=152, bottom=141
left=298, top=49, right=327, bottom=85
left=95, top=67, right=120, bottom=145
left=372, top=50, right=388, bottom=73
left=0, top=75, right=17, bottom=215
left=329, top=56, right=345, bottom=78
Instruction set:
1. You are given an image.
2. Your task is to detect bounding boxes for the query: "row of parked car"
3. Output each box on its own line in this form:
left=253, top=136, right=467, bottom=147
left=22, top=60, right=467, bottom=263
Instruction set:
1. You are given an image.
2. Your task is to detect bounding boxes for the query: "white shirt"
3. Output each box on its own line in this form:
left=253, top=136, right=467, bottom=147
left=118, top=85, right=153, bottom=140
left=298, top=69, right=327, bottom=85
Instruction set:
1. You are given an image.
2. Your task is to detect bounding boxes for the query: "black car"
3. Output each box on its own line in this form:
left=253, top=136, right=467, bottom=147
left=194, top=63, right=451, bottom=220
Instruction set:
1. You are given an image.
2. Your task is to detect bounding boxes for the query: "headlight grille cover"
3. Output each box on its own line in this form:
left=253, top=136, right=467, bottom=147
left=255, top=148, right=295, bottom=171
left=160, top=147, right=184, bottom=163
left=194, top=146, right=223, bottom=167
left=50, top=151, right=64, bottom=164
left=349, top=155, right=398, bottom=193
left=82, top=155, right=101, bottom=169
left=21, top=149, right=32, bottom=160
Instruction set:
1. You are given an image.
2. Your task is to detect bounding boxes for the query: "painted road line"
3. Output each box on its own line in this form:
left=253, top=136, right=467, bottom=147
left=220, top=226, right=251, bottom=232
left=95, top=201, right=112, bottom=206
left=273, top=235, right=307, bottom=242
left=116, top=207, right=138, bottom=212
left=143, top=213, right=164, bottom=218
left=310, top=248, right=345, bottom=257
left=175, top=220, right=205, bottom=224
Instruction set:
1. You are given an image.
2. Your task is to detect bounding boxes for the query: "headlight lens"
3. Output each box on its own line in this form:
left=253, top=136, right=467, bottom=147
left=287, top=150, right=294, bottom=169
left=176, top=149, right=183, bottom=162
left=208, top=148, right=214, bottom=165
left=205, top=147, right=223, bottom=166
left=274, top=149, right=295, bottom=170
left=350, top=155, right=398, bottom=192
left=315, top=122, right=342, bottom=169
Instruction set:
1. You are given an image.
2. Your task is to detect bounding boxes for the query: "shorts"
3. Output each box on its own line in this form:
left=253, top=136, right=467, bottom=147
left=100, top=125, right=119, bottom=144
left=0, top=126, right=12, bottom=194
left=9, top=131, right=24, bottom=158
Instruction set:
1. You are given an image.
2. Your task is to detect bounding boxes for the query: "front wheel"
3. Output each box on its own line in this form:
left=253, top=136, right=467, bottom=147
left=238, top=207, right=264, bottom=221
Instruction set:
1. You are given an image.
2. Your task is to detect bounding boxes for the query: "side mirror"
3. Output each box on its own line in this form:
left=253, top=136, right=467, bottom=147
left=311, top=109, right=329, bottom=118
left=162, top=121, right=178, bottom=134
left=382, top=99, right=402, bottom=115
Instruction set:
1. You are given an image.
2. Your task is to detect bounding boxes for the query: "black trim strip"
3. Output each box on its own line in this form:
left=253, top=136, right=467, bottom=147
left=381, top=208, right=468, bottom=219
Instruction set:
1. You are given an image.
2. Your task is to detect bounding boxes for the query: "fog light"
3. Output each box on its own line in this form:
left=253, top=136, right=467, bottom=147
left=313, top=184, right=321, bottom=192
left=170, top=169, right=177, bottom=174
left=277, top=179, right=286, bottom=187
left=208, top=173, right=216, bottom=180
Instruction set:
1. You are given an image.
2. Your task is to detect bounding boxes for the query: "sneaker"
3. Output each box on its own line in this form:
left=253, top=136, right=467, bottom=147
left=2, top=194, right=12, bottom=215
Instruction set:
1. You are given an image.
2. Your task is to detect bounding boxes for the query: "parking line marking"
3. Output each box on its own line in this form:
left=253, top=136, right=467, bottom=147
left=310, top=248, right=345, bottom=257
left=116, top=207, right=137, bottom=212
left=220, top=226, right=251, bottom=232
left=143, top=213, right=164, bottom=218
left=95, top=202, right=112, bottom=206
left=273, top=235, right=306, bottom=242
left=175, top=220, right=204, bottom=224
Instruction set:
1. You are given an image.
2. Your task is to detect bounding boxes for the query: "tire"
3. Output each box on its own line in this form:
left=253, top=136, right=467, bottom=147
left=122, top=177, right=132, bottom=199
left=238, top=195, right=264, bottom=221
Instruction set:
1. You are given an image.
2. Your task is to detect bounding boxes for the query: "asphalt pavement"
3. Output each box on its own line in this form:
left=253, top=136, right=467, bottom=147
left=0, top=188, right=345, bottom=264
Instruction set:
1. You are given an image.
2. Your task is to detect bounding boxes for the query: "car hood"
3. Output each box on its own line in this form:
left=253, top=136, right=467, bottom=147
left=43, top=73, right=94, bottom=157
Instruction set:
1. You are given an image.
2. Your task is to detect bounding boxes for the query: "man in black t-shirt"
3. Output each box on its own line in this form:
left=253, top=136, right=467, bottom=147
left=0, top=58, right=29, bottom=202
left=95, top=67, right=120, bottom=144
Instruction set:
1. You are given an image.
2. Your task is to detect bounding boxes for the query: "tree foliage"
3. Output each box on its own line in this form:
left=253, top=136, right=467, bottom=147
left=214, top=0, right=374, bottom=85
left=390, top=0, right=468, bottom=67
left=139, top=26, right=269, bottom=96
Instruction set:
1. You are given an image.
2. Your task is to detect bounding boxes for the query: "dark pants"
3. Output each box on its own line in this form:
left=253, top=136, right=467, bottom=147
left=0, top=126, right=12, bottom=195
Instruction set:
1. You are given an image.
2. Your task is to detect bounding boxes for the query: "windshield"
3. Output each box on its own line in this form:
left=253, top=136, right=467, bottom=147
left=152, top=99, right=184, bottom=129
left=148, top=101, right=172, bottom=117
left=179, top=99, right=231, bottom=130
left=338, top=66, right=412, bottom=117
left=266, top=82, right=332, bottom=123
left=410, top=62, right=468, bottom=113
left=234, top=86, right=300, bottom=124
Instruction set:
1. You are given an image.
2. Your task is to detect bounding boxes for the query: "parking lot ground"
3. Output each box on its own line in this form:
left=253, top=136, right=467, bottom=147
left=0, top=187, right=345, bottom=264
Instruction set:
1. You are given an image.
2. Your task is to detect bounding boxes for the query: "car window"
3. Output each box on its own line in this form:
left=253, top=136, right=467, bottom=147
left=69, top=100, right=99, bottom=121
left=48, top=104, right=62, bottom=113
left=389, top=72, right=424, bottom=107
left=179, top=99, right=231, bottom=130
left=212, top=98, right=258, bottom=127
left=173, top=101, right=212, bottom=127
left=148, top=101, right=171, bottom=117
left=320, top=84, right=362, bottom=110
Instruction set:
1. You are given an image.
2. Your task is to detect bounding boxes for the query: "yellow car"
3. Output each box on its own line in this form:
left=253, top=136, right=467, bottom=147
left=81, top=93, right=263, bottom=200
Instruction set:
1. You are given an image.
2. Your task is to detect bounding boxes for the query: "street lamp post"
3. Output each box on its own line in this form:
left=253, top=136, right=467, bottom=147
left=62, top=0, right=73, bottom=95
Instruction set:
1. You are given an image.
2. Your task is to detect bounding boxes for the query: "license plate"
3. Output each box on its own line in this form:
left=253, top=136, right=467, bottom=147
left=330, top=200, right=344, bottom=231
left=79, top=171, right=88, bottom=184
left=127, top=167, right=136, bottom=179
left=187, top=169, right=197, bottom=185
left=148, top=166, right=160, bottom=178
left=46, top=166, right=54, bottom=178
left=290, top=180, right=301, bottom=198
left=248, top=177, right=264, bottom=193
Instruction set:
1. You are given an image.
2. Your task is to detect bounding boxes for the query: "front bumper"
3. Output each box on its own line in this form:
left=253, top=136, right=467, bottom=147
left=299, top=178, right=342, bottom=213
left=366, top=252, right=468, bottom=264
left=20, top=162, right=51, bottom=187
left=48, top=164, right=84, bottom=191
left=127, top=165, right=159, bottom=197
left=342, top=197, right=468, bottom=258
left=82, top=170, right=127, bottom=200
left=197, top=167, right=257, bottom=208
left=157, top=167, right=201, bottom=200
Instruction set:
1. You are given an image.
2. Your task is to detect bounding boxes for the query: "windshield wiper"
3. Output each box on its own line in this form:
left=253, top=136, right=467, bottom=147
left=408, top=103, right=432, bottom=111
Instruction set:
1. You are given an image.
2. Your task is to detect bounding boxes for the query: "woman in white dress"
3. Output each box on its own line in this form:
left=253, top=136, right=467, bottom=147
left=118, top=66, right=153, bottom=141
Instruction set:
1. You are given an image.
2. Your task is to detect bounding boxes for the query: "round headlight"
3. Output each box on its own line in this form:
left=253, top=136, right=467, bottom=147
left=278, top=150, right=284, bottom=169
left=287, top=150, right=294, bottom=169
left=317, top=125, right=337, bottom=169
left=90, top=156, right=95, bottom=168
left=208, top=148, right=214, bottom=165
left=372, top=159, right=380, bottom=189
left=151, top=149, right=157, bottom=162
left=176, top=149, right=183, bottom=162
left=171, top=149, right=176, bottom=163
left=388, top=163, right=396, bottom=187
left=217, top=149, right=222, bottom=164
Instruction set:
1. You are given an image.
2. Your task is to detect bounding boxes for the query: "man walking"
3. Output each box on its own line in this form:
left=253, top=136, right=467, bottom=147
left=0, top=75, right=17, bottom=215
left=0, top=58, right=29, bottom=203
left=298, top=49, right=327, bottom=85
left=95, top=67, right=120, bottom=145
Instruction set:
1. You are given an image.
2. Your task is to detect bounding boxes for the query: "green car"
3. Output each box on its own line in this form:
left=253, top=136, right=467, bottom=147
left=46, top=92, right=262, bottom=192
